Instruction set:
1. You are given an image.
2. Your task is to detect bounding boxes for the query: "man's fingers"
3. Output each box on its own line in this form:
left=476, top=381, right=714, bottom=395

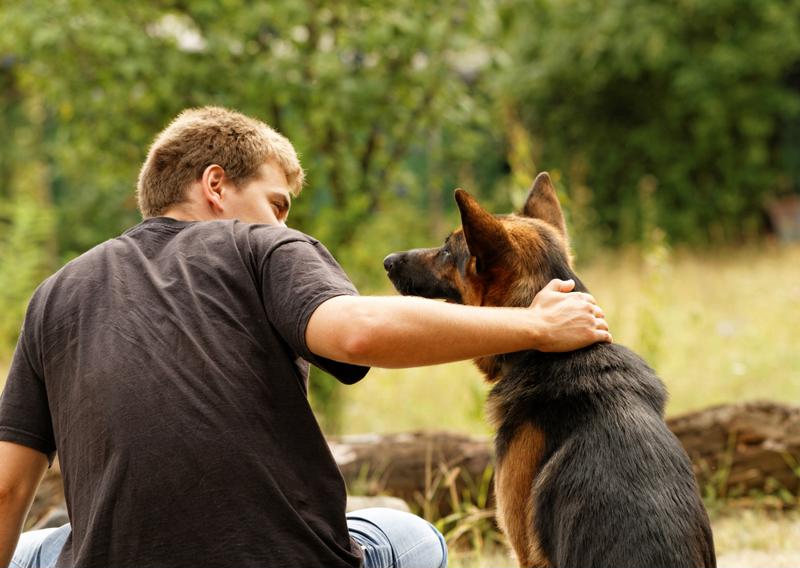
left=596, top=330, right=613, bottom=343
left=531, top=280, right=613, bottom=349
left=544, top=278, right=575, bottom=293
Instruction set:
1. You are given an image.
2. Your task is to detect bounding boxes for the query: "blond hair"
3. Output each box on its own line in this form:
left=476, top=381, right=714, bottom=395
left=136, top=106, right=304, bottom=218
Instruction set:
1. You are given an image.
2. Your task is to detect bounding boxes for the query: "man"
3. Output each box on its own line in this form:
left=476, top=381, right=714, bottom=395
left=0, top=107, right=610, bottom=568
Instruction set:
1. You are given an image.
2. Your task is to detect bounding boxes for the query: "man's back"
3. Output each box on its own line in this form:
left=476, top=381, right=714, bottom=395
left=0, top=218, right=366, bottom=568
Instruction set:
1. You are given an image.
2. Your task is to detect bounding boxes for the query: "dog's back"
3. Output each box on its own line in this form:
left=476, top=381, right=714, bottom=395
left=490, top=343, right=715, bottom=568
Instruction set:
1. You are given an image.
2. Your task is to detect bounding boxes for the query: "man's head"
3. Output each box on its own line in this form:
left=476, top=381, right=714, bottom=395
left=137, top=106, right=304, bottom=224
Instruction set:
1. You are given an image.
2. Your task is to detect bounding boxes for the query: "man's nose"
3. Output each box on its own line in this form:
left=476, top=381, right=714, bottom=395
left=383, top=253, right=401, bottom=272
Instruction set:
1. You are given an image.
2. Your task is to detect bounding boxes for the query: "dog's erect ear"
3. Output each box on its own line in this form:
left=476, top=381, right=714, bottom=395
left=521, top=172, right=567, bottom=237
left=454, top=189, right=511, bottom=272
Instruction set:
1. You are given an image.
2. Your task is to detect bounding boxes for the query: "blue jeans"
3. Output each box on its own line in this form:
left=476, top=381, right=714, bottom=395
left=11, top=507, right=447, bottom=568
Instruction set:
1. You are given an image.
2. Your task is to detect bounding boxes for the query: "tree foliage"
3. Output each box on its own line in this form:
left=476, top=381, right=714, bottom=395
left=2, top=0, right=799, bottom=429
left=498, top=0, right=800, bottom=245
left=1, top=0, right=492, bottom=268
left=0, top=0, right=494, bottom=428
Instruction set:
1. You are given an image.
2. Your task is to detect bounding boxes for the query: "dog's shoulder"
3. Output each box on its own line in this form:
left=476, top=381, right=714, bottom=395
left=490, top=344, right=667, bottom=419
left=489, top=342, right=670, bottom=463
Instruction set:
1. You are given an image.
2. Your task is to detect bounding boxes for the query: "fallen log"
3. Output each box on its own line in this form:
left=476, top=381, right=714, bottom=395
left=330, top=431, right=494, bottom=517
left=25, top=401, right=800, bottom=527
left=330, top=401, right=800, bottom=514
left=669, top=400, right=800, bottom=498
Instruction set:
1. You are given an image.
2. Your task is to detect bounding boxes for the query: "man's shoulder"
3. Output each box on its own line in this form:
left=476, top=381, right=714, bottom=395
left=21, top=236, right=120, bottom=325
left=228, top=221, right=326, bottom=258
left=49, top=236, right=121, bottom=278
left=121, top=217, right=321, bottom=249
left=238, top=222, right=319, bottom=246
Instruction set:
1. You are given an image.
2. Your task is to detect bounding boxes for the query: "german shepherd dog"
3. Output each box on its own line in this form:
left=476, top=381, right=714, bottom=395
left=383, top=173, right=715, bottom=568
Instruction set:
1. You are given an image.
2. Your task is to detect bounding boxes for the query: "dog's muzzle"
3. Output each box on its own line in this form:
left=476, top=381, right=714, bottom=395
left=383, top=253, right=402, bottom=274
left=382, top=249, right=462, bottom=303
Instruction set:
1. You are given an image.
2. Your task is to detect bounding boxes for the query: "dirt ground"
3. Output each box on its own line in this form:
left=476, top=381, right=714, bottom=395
left=713, top=509, right=800, bottom=567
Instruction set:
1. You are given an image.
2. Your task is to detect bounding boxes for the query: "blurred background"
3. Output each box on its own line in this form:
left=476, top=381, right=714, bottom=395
left=2, top=1, right=799, bottom=566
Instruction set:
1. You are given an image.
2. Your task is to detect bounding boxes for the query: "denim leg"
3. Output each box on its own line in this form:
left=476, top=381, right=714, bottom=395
left=11, top=513, right=447, bottom=568
left=347, top=508, right=447, bottom=568
left=10, top=524, right=70, bottom=568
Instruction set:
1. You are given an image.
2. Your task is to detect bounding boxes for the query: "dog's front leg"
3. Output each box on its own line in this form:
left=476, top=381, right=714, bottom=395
left=494, top=422, right=550, bottom=568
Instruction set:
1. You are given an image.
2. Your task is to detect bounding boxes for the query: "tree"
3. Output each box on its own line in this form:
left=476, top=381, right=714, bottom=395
left=497, top=0, right=800, bottom=245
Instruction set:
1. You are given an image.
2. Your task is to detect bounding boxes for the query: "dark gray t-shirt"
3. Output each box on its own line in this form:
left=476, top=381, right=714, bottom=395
left=0, top=217, right=369, bottom=568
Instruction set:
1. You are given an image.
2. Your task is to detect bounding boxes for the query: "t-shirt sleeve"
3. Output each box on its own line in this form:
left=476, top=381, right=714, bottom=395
left=0, top=303, right=57, bottom=463
left=261, top=238, right=369, bottom=385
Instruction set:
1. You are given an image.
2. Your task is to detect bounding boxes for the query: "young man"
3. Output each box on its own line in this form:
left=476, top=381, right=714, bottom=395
left=0, top=107, right=610, bottom=568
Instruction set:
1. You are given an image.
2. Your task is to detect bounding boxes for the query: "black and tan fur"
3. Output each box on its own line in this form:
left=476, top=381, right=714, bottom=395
left=383, top=173, right=716, bottom=568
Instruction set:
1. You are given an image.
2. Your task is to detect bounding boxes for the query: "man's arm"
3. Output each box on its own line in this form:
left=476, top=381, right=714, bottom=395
left=307, top=279, right=611, bottom=368
left=0, top=442, right=48, bottom=568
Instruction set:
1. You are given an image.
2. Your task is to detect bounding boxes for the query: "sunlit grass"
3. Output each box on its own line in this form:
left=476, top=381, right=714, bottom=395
left=447, top=509, right=800, bottom=568
left=339, top=361, right=491, bottom=436
left=713, top=509, right=800, bottom=558
left=341, top=243, right=800, bottom=434
left=580, top=243, right=800, bottom=417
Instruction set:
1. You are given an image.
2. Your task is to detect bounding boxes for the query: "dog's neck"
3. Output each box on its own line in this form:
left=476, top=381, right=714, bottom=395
left=475, top=353, right=523, bottom=383
left=475, top=351, right=532, bottom=429
left=474, top=272, right=591, bottom=382
left=471, top=261, right=591, bottom=381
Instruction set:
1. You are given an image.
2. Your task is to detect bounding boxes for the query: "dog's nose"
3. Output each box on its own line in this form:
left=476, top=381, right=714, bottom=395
left=383, top=253, right=400, bottom=272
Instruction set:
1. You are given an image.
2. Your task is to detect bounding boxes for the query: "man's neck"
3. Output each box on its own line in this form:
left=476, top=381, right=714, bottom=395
left=159, top=203, right=214, bottom=222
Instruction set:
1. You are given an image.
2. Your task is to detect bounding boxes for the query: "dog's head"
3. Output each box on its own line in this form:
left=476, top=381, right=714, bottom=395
left=384, top=172, right=584, bottom=307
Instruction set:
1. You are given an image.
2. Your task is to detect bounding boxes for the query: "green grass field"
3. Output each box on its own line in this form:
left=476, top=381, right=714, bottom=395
left=340, top=243, right=800, bottom=435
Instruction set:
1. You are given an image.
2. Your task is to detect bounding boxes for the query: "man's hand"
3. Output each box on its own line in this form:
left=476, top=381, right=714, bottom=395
left=0, top=442, right=48, bottom=568
left=529, top=279, right=612, bottom=352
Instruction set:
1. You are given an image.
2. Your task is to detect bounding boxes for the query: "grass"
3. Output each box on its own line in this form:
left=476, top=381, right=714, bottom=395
left=441, top=500, right=800, bottom=567
left=714, top=507, right=800, bottom=554
left=340, top=242, right=800, bottom=434
left=447, top=508, right=800, bottom=567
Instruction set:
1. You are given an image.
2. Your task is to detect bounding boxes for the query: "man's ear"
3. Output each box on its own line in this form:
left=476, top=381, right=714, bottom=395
left=201, top=164, right=226, bottom=213
left=454, top=189, right=511, bottom=272
left=521, top=172, right=567, bottom=238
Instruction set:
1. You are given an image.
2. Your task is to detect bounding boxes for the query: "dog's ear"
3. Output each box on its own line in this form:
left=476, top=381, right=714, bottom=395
left=521, top=172, right=567, bottom=238
left=454, top=189, right=511, bottom=272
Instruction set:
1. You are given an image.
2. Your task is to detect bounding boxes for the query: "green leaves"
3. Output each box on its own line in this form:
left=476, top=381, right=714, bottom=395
left=501, top=0, right=800, bottom=246
left=2, top=0, right=798, bottom=428
left=2, top=0, right=488, bottom=264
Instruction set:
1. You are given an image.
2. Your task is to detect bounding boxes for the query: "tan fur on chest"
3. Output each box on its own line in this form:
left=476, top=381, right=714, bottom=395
left=476, top=355, right=501, bottom=383
left=494, top=422, right=551, bottom=568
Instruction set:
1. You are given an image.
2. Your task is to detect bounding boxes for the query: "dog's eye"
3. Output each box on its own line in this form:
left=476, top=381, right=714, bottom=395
left=440, top=249, right=451, bottom=259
